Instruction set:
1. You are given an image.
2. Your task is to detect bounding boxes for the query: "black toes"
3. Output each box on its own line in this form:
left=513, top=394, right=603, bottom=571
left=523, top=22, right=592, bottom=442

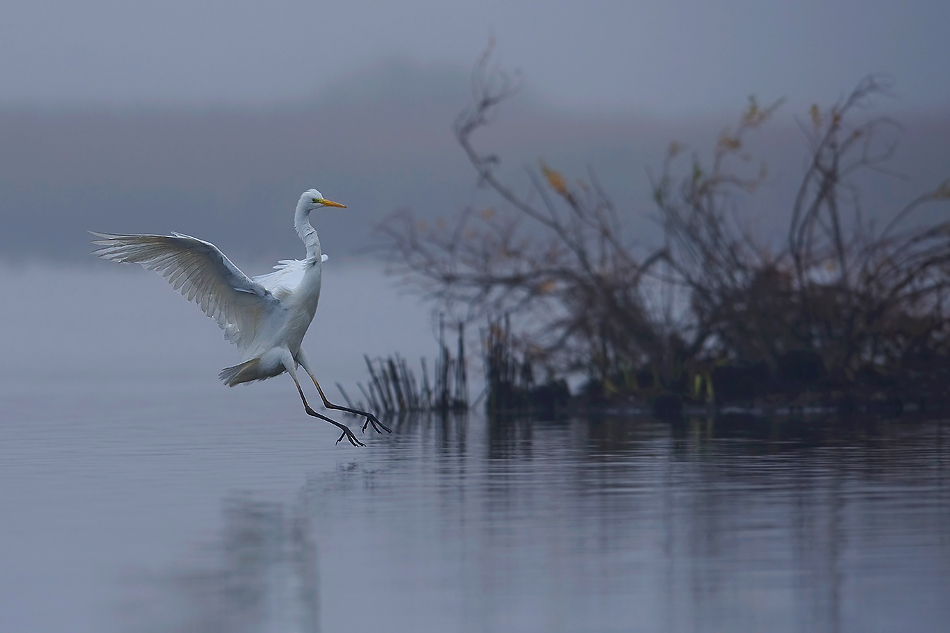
left=361, top=415, right=392, bottom=435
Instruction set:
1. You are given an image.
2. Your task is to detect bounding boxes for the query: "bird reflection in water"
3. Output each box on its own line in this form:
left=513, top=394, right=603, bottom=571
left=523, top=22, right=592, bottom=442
left=120, top=495, right=319, bottom=633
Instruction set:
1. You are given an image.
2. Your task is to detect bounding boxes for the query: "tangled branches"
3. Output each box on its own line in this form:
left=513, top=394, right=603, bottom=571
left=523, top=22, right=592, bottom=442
left=379, top=45, right=669, bottom=386
left=380, top=49, right=950, bottom=405
left=652, top=75, right=950, bottom=398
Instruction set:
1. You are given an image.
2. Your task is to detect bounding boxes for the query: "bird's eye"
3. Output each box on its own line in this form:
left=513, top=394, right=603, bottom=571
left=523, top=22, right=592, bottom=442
left=311, top=198, right=319, bottom=203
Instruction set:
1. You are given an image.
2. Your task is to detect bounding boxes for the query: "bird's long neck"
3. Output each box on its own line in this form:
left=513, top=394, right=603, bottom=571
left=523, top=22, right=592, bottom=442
left=294, top=205, right=322, bottom=262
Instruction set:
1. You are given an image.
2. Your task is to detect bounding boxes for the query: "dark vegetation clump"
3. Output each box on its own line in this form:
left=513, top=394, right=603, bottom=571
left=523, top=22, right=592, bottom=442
left=349, top=315, right=468, bottom=414
left=377, top=46, right=950, bottom=415
left=483, top=314, right=570, bottom=416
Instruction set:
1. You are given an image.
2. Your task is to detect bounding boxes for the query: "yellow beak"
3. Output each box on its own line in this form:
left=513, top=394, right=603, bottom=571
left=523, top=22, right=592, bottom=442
left=317, top=198, right=346, bottom=208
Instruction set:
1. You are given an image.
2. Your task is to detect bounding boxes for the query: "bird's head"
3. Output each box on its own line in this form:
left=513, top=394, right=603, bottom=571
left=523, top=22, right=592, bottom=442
left=299, top=189, right=346, bottom=214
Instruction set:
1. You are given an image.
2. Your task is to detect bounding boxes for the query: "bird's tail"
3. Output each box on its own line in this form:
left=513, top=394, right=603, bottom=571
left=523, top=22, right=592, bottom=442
left=219, top=358, right=262, bottom=387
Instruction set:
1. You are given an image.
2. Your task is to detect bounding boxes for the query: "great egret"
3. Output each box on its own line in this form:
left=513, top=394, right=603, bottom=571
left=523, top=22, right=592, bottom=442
left=91, top=189, right=390, bottom=447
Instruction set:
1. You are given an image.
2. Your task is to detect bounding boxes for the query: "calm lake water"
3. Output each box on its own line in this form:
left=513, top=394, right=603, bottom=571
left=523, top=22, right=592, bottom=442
left=2, top=375, right=949, bottom=632
left=2, top=267, right=949, bottom=632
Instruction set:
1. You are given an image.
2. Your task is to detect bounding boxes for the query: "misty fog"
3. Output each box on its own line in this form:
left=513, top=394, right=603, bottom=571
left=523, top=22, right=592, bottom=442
left=4, top=4, right=950, bottom=630
left=3, top=61, right=949, bottom=269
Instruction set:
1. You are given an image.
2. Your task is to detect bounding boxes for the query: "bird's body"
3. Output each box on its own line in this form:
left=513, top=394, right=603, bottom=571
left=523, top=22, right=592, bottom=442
left=92, top=189, right=388, bottom=446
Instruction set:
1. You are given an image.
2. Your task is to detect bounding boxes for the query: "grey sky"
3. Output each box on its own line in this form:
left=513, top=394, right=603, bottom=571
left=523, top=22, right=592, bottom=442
left=3, top=0, right=949, bottom=115
left=2, top=0, right=948, bottom=266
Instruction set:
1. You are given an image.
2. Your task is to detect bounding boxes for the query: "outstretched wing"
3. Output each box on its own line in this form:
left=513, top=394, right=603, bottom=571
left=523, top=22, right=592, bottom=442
left=91, top=232, right=278, bottom=349
left=252, top=254, right=327, bottom=300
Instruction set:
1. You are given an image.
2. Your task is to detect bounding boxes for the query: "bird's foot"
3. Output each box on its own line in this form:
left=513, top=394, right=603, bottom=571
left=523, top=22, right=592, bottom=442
left=362, top=413, right=392, bottom=435
left=334, top=424, right=365, bottom=447
left=305, top=405, right=365, bottom=447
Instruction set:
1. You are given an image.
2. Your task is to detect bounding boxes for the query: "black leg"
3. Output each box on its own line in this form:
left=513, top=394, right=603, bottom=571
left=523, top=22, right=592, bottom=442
left=308, top=375, right=392, bottom=435
left=291, top=375, right=364, bottom=447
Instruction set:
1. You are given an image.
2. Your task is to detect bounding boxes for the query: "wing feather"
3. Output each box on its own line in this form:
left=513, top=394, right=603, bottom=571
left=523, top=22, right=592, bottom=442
left=252, top=254, right=326, bottom=299
left=91, top=231, right=277, bottom=350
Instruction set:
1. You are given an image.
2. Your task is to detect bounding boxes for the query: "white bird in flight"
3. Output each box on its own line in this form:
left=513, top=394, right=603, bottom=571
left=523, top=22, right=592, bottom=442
left=92, top=189, right=390, bottom=446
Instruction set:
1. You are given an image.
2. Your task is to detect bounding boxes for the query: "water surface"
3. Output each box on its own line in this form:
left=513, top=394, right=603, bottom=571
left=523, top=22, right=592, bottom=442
left=3, top=380, right=948, bottom=632
left=1, top=266, right=949, bottom=632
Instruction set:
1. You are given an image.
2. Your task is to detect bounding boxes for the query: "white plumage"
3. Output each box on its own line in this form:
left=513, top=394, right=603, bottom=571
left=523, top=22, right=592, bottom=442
left=92, top=189, right=389, bottom=446
left=253, top=255, right=326, bottom=301
left=92, top=231, right=274, bottom=349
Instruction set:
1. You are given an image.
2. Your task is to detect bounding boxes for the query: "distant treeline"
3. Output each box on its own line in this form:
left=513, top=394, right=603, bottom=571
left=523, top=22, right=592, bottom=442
left=377, top=47, right=950, bottom=415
